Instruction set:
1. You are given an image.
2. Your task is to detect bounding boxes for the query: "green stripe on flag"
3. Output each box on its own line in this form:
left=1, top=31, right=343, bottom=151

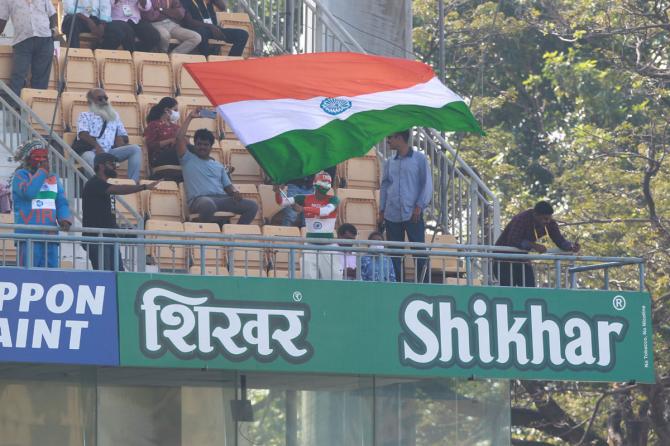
left=247, top=101, right=483, bottom=183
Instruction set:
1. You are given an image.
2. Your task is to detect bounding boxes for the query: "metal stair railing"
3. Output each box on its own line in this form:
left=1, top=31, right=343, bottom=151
left=232, top=0, right=500, bottom=244
left=0, top=80, right=144, bottom=231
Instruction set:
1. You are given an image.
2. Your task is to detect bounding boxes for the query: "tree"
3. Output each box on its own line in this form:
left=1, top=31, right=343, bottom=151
left=413, top=0, right=670, bottom=444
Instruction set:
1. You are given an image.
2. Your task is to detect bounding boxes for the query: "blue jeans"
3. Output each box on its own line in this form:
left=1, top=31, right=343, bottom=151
left=384, top=217, right=428, bottom=282
left=10, top=37, right=53, bottom=96
left=82, top=145, right=143, bottom=182
left=281, top=183, right=314, bottom=227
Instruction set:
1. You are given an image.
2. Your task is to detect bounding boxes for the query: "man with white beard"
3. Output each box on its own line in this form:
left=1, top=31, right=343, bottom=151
left=76, top=88, right=143, bottom=182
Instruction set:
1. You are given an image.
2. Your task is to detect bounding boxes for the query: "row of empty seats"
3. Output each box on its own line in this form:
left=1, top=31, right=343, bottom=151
left=0, top=48, right=241, bottom=97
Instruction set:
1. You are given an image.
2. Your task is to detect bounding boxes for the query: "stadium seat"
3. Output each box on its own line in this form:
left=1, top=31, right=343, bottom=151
left=137, top=94, right=166, bottom=126
left=340, top=149, right=380, bottom=190
left=0, top=214, right=18, bottom=266
left=145, top=220, right=187, bottom=271
left=134, top=51, right=174, bottom=96
left=228, top=147, right=264, bottom=184
left=230, top=183, right=262, bottom=226
left=46, top=55, right=60, bottom=91
left=107, top=178, right=144, bottom=225
left=177, top=96, right=218, bottom=138
left=262, top=225, right=302, bottom=278
left=257, top=184, right=284, bottom=224
left=336, top=189, right=378, bottom=239
left=208, top=141, right=227, bottom=165
left=221, top=224, right=264, bottom=276
left=108, top=92, right=141, bottom=136
left=189, top=265, right=229, bottom=276
left=0, top=46, right=12, bottom=85
left=215, top=12, right=255, bottom=57
left=20, top=88, right=63, bottom=135
left=170, top=53, right=206, bottom=96
left=61, top=91, right=88, bottom=132
left=219, top=116, right=237, bottom=139
left=428, top=234, right=460, bottom=282
left=61, top=48, right=98, bottom=92
left=179, top=182, right=234, bottom=222
left=95, top=49, right=136, bottom=94
left=445, top=277, right=482, bottom=286
left=146, top=181, right=182, bottom=221
left=184, top=221, right=225, bottom=268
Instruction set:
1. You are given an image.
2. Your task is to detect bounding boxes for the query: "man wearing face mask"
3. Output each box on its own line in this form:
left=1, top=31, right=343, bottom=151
left=82, top=153, right=158, bottom=270
left=11, top=140, right=72, bottom=267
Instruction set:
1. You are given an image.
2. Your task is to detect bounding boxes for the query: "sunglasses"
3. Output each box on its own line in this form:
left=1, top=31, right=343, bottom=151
left=95, top=95, right=109, bottom=101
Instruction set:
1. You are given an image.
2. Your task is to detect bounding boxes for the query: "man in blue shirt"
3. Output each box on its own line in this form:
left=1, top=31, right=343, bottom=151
left=177, top=109, right=258, bottom=223
left=379, top=130, right=433, bottom=282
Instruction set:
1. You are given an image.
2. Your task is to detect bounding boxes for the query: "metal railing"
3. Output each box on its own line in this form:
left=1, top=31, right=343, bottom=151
left=232, top=0, right=500, bottom=245
left=0, top=223, right=645, bottom=291
left=0, top=80, right=143, bottom=230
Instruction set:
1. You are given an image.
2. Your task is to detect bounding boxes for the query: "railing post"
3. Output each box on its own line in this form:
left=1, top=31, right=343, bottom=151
left=555, top=260, right=561, bottom=289
left=285, top=0, right=295, bottom=53
left=604, top=268, right=609, bottom=290
left=639, top=262, right=645, bottom=292
left=288, top=248, right=295, bottom=279
left=468, top=181, right=478, bottom=245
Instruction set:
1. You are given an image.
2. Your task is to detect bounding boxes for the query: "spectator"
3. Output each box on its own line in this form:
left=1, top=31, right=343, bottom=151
left=83, top=152, right=158, bottom=270
left=337, top=223, right=357, bottom=280
left=179, top=0, right=248, bottom=57
left=144, top=96, right=183, bottom=180
left=361, top=231, right=396, bottom=282
left=61, top=0, right=126, bottom=49
left=177, top=110, right=258, bottom=223
left=494, top=201, right=580, bottom=287
left=379, top=130, right=433, bottom=282
left=280, top=166, right=337, bottom=227
left=110, top=0, right=161, bottom=52
left=11, top=140, right=72, bottom=267
left=0, top=180, right=11, bottom=213
left=274, top=172, right=341, bottom=280
left=141, top=0, right=201, bottom=53
left=0, top=0, right=57, bottom=96
left=76, top=88, right=143, bottom=182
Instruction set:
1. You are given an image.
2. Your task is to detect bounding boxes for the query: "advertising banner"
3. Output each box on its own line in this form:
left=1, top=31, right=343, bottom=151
left=0, top=268, right=119, bottom=365
left=117, top=273, right=654, bottom=383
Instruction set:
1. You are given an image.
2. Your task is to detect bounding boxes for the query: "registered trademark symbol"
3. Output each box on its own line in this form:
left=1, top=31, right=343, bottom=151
left=612, top=295, right=626, bottom=311
left=292, top=291, right=303, bottom=302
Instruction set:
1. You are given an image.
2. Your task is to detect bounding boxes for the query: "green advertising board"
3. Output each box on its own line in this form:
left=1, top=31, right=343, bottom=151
left=117, top=273, right=655, bottom=383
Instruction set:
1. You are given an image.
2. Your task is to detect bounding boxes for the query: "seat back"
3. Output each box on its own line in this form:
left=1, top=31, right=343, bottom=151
left=95, top=49, right=136, bottom=94
left=262, top=225, right=301, bottom=278
left=0, top=46, right=12, bottom=84
left=170, top=54, right=206, bottom=96
left=47, top=55, right=60, bottom=90
left=221, top=224, right=263, bottom=275
left=231, top=183, right=261, bottom=226
left=341, top=149, right=380, bottom=190
left=338, top=195, right=378, bottom=239
left=61, top=91, right=88, bottom=133
left=146, top=181, right=182, bottom=221
left=184, top=221, right=224, bottom=267
left=107, top=178, right=144, bottom=225
left=177, top=96, right=217, bottom=137
left=257, top=184, right=283, bottom=224
left=114, top=135, right=149, bottom=180
left=20, top=89, right=63, bottom=135
left=62, top=48, right=98, bottom=92
left=229, top=147, right=264, bottom=184
left=108, top=93, right=141, bottom=136
left=215, top=12, right=254, bottom=57
left=145, top=219, right=187, bottom=271
left=133, top=52, right=173, bottom=96
left=0, top=213, right=18, bottom=266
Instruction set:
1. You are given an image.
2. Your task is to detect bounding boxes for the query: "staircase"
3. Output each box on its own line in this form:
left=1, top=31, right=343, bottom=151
left=233, top=0, right=500, bottom=244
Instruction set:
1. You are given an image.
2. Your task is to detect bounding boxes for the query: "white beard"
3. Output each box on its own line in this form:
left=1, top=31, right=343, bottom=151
left=90, top=103, right=117, bottom=122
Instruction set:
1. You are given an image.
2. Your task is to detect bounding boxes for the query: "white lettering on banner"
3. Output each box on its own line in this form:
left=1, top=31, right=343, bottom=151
left=399, top=294, right=628, bottom=372
left=0, top=281, right=107, bottom=351
left=139, top=283, right=313, bottom=363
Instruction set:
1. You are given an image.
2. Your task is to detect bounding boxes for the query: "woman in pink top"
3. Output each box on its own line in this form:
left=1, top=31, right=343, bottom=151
left=143, top=97, right=182, bottom=180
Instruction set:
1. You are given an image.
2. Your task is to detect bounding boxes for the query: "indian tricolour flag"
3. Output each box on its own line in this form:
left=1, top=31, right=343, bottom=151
left=185, top=52, right=483, bottom=183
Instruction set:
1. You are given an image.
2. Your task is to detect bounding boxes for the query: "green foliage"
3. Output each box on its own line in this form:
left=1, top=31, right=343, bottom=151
left=414, top=0, right=670, bottom=444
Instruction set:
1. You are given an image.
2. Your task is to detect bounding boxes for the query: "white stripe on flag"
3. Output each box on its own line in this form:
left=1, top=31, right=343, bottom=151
left=218, top=77, right=463, bottom=146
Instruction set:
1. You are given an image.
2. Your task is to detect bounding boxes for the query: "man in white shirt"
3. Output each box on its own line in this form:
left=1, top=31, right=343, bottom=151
left=76, top=88, right=143, bottom=182
left=0, top=0, right=58, bottom=95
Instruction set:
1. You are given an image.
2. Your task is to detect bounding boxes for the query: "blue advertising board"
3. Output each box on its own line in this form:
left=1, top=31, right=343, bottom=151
left=0, top=268, right=119, bottom=365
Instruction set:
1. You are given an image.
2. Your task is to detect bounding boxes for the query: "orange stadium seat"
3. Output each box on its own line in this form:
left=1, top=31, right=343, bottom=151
left=146, top=181, right=182, bottom=221
left=428, top=233, right=461, bottom=282
left=336, top=189, right=378, bottom=239
left=184, top=221, right=225, bottom=268
left=179, top=182, right=234, bottom=222
left=170, top=53, right=206, bottom=96
left=263, top=225, right=302, bottom=278
left=0, top=46, right=12, bottom=84
left=133, top=51, right=174, bottom=96
left=95, top=49, right=136, bottom=94
left=62, top=48, right=98, bottom=92
left=228, top=146, right=264, bottom=184
left=340, top=149, right=380, bottom=190
left=137, top=94, right=165, bottom=126
left=189, top=265, right=229, bottom=276
left=46, top=55, right=60, bottom=91
left=0, top=214, right=18, bottom=266
left=20, top=88, right=63, bottom=135
left=108, top=92, right=142, bottom=136
left=257, top=184, right=284, bottom=225
left=208, top=141, right=227, bottom=165
left=230, top=183, right=262, bottom=226
left=207, top=55, right=243, bottom=63
left=221, top=224, right=263, bottom=276
left=215, top=12, right=254, bottom=57
left=177, top=95, right=218, bottom=138
left=115, top=135, right=149, bottom=180
left=107, top=178, right=144, bottom=225
left=61, top=91, right=88, bottom=132
left=145, top=219, right=187, bottom=271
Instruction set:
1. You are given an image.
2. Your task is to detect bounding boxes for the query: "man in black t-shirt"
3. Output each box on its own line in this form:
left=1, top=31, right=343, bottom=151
left=83, top=153, right=158, bottom=270
left=179, top=0, right=249, bottom=56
